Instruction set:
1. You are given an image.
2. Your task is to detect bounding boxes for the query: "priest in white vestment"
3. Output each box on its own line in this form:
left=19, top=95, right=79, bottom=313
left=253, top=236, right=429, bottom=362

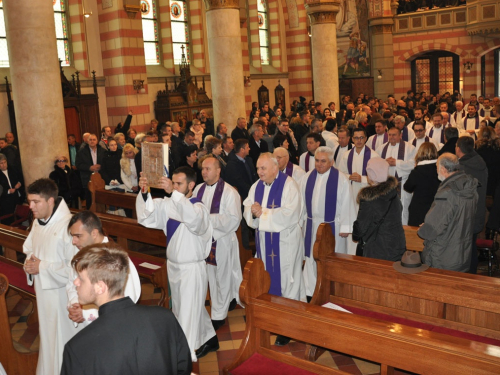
left=243, top=153, right=304, bottom=346
left=275, top=147, right=306, bottom=183
left=136, top=167, right=217, bottom=361
left=458, top=104, right=484, bottom=138
left=376, top=127, right=416, bottom=225
left=23, top=180, right=82, bottom=375
left=408, top=107, right=432, bottom=131
left=426, top=113, right=446, bottom=148
left=394, top=115, right=415, bottom=144
left=411, top=121, right=440, bottom=151
left=299, top=133, right=322, bottom=173
left=339, top=127, right=380, bottom=212
left=300, top=146, right=355, bottom=298
left=193, top=156, right=242, bottom=330
left=322, top=118, right=339, bottom=150
left=66, top=211, right=141, bottom=326
left=451, top=101, right=466, bottom=127
left=333, top=127, right=352, bottom=166
left=367, top=120, right=389, bottom=151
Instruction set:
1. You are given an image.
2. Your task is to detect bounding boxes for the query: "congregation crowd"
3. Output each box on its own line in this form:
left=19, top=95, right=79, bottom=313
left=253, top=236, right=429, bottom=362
left=397, top=0, right=467, bottom=14
left=1, top=88, right=499, bottom=375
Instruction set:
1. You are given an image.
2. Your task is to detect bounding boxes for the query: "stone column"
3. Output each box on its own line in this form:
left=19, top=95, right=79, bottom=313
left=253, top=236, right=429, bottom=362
left=370, top=18, right=395, bottom=99
left=204, top=0, right=246, bottom=133
left=4, top=0, right=69, bottom=186
left=305, top=0, right=341, bottom=107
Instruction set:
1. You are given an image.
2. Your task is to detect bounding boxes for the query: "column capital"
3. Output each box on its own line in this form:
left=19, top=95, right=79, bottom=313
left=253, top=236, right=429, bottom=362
left=304, top=0, right=340, bottom=25
left=203, top=0, right=239, bottom=12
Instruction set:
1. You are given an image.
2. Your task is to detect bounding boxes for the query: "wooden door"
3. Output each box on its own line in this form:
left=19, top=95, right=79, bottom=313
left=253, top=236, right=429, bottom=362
left=64, top=107, right=81, bottom=143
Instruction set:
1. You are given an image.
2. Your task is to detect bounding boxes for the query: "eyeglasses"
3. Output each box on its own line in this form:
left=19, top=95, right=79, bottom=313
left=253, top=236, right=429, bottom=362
left=56, top=160, right=67, bottom=163
left=352, top=136, right=365, bottom=140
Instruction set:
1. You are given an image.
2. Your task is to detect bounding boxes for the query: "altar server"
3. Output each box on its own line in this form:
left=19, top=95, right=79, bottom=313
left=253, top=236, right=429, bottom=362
left=136, top=167, right=217, bottom=361
left=194, top=156, right=242, bottom=331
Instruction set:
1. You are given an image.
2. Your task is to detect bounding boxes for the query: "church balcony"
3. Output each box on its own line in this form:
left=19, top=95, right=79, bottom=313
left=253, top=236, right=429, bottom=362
left=393, top=0, right=500, bottom=37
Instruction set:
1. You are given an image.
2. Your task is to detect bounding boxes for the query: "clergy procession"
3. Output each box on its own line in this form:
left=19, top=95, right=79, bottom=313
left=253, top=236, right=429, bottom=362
left=9, top=93, right=498, bottom=374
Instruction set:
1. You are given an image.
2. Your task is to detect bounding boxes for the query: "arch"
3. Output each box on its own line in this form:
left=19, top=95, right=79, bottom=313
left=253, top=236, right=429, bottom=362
left=399, top=43, right=467, bottom=62
left=473, top=38, right=500, bottom=57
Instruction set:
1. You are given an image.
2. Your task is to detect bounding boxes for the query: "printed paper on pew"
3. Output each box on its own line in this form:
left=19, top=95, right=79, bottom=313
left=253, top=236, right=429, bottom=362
left=142, top=142, right=169, bottom=188
left=322, top=303, right=353, bottom=314
left=139, top=262, right=161, bottom=270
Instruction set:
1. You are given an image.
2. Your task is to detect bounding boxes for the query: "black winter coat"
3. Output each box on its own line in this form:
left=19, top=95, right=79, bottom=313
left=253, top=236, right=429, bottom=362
left=100, top=150, right=123, bottom=185
left=49, top=165, right=82, bottom=205
left=404, top=161, right=440, bottom=226
left=352, top=177, right=406, bottom=261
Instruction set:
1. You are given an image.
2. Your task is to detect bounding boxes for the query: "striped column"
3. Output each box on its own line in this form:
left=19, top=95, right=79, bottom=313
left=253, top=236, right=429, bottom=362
left=98, top=0, right=150, bottom=130
left=305, top=0, right=341, bottom=106
left=190, top=0, right=206, bottom=73
left=68, top=0, right=88, bottom=76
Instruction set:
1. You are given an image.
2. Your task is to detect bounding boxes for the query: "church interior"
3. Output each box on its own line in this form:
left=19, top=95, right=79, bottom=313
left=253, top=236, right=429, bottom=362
left=0, top=0, right=500, bottom=374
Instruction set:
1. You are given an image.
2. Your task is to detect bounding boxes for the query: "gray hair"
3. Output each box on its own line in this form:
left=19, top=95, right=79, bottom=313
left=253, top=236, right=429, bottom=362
left=258, top=152, right=278, bottom=166
left=455, top=100, right=463, bottom=106
left=437, top=153, right=459, bottom=173
left=249, top=124, right=263, bottom=135
left=134, top=133, right=147, bottom=145
left=0, top=153, right=7, bottom=162
left=315, top=146, right=334, bottom=162
left=394, top=115, right=406, bottom=124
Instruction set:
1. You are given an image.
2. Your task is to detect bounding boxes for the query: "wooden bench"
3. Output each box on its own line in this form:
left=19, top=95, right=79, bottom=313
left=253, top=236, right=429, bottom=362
left=225, top=224, right=500, bottom=375
left=0, top=226, right=38, bottom=326
left=0, top=273, right=38, bottom=375
left=88, top=173, right=138, bottom=218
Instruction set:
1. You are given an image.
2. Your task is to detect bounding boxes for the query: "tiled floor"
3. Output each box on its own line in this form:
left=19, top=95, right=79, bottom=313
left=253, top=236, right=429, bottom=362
left=5, top=257, right=498, bottom=375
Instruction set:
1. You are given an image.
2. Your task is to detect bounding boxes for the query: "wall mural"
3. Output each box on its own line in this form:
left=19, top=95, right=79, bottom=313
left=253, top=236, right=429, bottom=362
left=336, top=0, right=370, bottom=78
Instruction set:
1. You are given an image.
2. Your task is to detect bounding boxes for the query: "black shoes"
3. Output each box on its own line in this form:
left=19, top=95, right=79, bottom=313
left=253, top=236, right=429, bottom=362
left=228, top=298, right=237, bottom=311
left=274, top=335, right=291, bottom=346
left=196, top=335, right=219, bottom=359
left=212, top=319, right=225, bottom=331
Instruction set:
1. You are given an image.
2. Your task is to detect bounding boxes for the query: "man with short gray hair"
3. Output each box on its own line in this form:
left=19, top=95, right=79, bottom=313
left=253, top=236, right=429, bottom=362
left=418, top=153, right=478, bottom=272
left=393, top=115, right=415, bottom=143
left=243, top=152, right=304, bottom=345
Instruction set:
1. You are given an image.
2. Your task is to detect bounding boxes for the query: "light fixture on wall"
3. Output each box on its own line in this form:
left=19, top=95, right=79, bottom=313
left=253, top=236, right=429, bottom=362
left=244, top=76, right=251, bottom=87
left=83, top=11, right=92, bottom=18
left=463, top=61, right=473, bottom=74
left=133, top=79, right=146, bottom=94
left=377, top=69, right=383, bottom=79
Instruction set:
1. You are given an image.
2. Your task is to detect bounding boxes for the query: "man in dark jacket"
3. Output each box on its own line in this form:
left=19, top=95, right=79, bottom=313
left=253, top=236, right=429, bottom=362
left=0, top=154, right=22, bottom=224
left=61, top=244, right=192, bottom=375
left=418, top=153, right=478, bottom=272
left=456, top=136, right=488, bottom=274
left=225, top=139, right=257, bottom=249
left=248, top=123, right=268, bottom=166
left=76, top=134, right=105, bottom=209
left=438, top=127, right=459, bottom=156
left=230, top=117, right=249, bottom=142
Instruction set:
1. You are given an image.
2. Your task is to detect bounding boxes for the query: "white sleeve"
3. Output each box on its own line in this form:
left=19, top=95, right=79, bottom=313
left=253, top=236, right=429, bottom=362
left=243, top=182, right=259, bottom=229
left=136, top=193, right=169, bottom=233
left=124, top=259, right=141, bottom=303
left=338, top=173, right=355, bottom=233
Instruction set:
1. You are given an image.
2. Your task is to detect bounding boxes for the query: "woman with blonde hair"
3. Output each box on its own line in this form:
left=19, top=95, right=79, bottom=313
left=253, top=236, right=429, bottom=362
left=403, top=142, right=440, bottom=226
left=120, top=143, right=139, bottom=193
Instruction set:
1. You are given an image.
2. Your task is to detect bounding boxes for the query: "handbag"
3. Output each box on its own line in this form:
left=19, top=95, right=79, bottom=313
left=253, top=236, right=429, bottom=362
left=355, top=194, right=396, bottom=256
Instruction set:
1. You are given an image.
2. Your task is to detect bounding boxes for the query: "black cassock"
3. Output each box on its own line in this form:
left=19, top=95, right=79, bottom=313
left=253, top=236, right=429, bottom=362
left=61, top=297, right=192, bottom=375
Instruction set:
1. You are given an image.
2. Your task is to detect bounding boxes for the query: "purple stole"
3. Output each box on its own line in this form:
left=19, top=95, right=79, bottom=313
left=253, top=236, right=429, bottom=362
left=196, top=178, right=225, bottom=266
left=479, top=109, right=485, bottom=117
left=463, top=116, right=480, bottom=130
left=402, top=126, right=409, bottom=142
left=412, top=136, right=429, bottom=147
left=429, top=127, right=445, bottom=143
left=304, top=167, right=338, bottom=258
left=166, top=197, right=202, bottom=243
left=285, top=161, right=294, bottom=177
left=254, top=172, right=288, bottom=296
left=305, top=152, right=313, bottom=172
left=347, top=146, right=371, bottom=184
left=454, top=110, right=465, bottom=123
left=381, top=142, right=405, bottom=181
left=372, top=133, right=388, bottom=150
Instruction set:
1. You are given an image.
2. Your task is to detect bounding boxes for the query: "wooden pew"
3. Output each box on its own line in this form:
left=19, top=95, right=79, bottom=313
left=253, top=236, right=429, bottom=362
left=224, top=225, right=500, bottom=375
left=88, top=173, right=138, bottom=218
left=0, top=226, right=38, bottom=326
left=0, top=273, right=38, bottom=375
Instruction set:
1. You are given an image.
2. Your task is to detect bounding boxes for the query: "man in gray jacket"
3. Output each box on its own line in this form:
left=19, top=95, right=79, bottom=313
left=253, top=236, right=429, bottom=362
left=418, top=153, right=478, bottom=272
left=456, top=136, right=488, bottom=274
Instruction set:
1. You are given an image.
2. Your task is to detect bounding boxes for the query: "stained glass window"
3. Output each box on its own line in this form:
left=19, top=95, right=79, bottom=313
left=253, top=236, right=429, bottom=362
left=258, top=0, right=270, bottom=65
left=170, top=0, right=190, bottom=64
left=415, top=59, right=431, bottom=95
left=438, top=56, right=454, bottom=93
left=0, top=0, right=70, bottom=67
left=141, top=0, right=160, bottom=65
